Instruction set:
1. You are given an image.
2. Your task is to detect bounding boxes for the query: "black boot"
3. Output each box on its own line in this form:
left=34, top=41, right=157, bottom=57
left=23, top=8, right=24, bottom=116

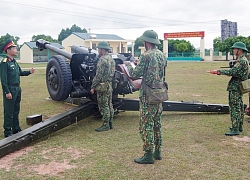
left=13, top=129, right=22, bottom=134
left=134, top=151, right=154, bottom=164
left=229, top=126, right=243, bottom=132
left=4, top=133, right=13, bottom=138
left=95, top=122, right=110, bottom=132
left=153, top=149, right=162, bottom=160
left=225, top=128, right=239, bottom=136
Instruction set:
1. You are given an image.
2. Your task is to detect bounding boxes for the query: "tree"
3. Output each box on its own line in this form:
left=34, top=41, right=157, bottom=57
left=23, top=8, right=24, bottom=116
left=134, top=38, right=144, bottom=51
left=133, top=38, right=195, bottom=55
left=31, top=34, right=59, bottom=43
left=58, top=24, right=87, bottom=43
left=0, top=34, right=20, bottom=53
left=177, top=42, right=188, bottom=52
left=213, top=36, right=250, bottom=60
left=168, top=39, right=195, bottom=53
left=213, top=37, right=221, bottom=50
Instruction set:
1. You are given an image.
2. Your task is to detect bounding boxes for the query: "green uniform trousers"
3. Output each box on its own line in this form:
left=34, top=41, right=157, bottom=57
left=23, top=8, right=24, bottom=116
left=139, top=95, right=163, bottom=152
left=229, top=91, right=244, bottom=128
left=97, top=89, right=114, bottom=124
left=3, top=86, right=22, bottom=137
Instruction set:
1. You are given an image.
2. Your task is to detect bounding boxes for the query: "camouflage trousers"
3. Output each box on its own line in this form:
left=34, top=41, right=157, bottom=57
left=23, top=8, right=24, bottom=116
left=228, top=90, right=244, bottom=128
left=97, top=90, right=114, bottom=124
left=139, top=95, right=163, bottom=152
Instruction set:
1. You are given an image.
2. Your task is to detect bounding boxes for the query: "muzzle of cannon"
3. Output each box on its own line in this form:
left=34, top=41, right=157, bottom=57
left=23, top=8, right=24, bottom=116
left=36, top=39, right=72, bottom=59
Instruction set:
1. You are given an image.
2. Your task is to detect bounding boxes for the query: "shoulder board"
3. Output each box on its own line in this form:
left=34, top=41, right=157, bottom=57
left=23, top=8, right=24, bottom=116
left=2, top=58, right=7, bottom=63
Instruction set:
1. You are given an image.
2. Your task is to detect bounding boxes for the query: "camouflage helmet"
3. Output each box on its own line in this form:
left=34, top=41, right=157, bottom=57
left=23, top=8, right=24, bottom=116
left=231, top=42, right=248, bottom=52
left=140, top=30, right=161, bottom=45
left=97, top=41, right=110, bottom=50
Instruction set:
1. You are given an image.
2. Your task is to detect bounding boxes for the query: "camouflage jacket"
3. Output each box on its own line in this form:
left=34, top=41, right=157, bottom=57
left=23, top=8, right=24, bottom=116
left=127, top=47, right=166, bottom=97
left=218, top=55, right=249, bottom=91
left=91, top=54, right=115, bottom=90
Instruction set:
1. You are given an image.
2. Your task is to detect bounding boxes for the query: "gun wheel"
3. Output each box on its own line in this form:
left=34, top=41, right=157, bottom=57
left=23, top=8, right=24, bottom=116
left=46, top=55, right=72, bottom=101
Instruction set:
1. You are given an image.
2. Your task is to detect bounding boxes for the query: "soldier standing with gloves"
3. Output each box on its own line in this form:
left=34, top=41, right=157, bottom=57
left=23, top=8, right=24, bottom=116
left=90, top=41, right=115, bottom=132
left=124, top=30, right=166, bottom=164
left=0, top=39, right=35, bottom=138
left=210, top=42, right=249, bottom=136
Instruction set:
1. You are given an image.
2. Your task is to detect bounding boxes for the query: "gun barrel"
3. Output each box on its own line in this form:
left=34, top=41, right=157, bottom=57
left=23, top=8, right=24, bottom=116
left=46, top=43, right=72, bottom=59
left=36, top=39, right=72, bottom=59
left=71, top=45, right=99, bottom=56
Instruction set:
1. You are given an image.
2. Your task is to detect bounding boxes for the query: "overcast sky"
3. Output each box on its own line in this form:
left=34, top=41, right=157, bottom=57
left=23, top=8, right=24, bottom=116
left=1, top=0, right=249, bottom=49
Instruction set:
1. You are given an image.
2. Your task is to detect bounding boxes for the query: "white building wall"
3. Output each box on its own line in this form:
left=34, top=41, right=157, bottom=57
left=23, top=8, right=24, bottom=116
left=81, top=41, right=128, bottom=53
left=20, top=44, right=33, bottom=63
left=62, top=34, right=86, bottom=53
left=62, top=34, right=131, bottom=54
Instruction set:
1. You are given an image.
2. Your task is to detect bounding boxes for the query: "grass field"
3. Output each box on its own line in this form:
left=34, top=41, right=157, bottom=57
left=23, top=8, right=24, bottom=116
left=0, top=61, right=250, bottom=180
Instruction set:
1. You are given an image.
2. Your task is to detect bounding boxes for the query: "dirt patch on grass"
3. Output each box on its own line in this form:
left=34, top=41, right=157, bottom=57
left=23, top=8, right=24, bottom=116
left=41, top=146, right=90, bottom=160
left=233, top=136, right=250, bottom=142
left=0, top=145, right=93, bottom=178
left=0, top=146, right=33, bottom=171
left=30, top=160, right=77, bottom=177
left=32, top=146, right=93, bottom=177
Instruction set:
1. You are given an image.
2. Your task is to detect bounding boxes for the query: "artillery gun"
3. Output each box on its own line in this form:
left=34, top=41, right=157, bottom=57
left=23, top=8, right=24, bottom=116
left=35, top=39, right=140, bottom=103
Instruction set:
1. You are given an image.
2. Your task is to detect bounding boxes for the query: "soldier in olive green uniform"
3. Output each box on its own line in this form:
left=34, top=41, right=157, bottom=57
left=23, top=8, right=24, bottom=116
left=124, top=30, right=166, bottom=164
left=210, top=42, right=249, bottom=136
left=0, top=39, right=35, bottom=138
left=90, top=41, right=115, bottom=132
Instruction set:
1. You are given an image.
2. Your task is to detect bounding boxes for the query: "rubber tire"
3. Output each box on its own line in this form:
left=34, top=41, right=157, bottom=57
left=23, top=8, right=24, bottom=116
left=46, top=55, right=72, bottom=101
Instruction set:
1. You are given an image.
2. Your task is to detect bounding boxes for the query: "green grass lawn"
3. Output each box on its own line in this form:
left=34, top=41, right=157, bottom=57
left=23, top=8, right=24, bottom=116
left=0, top=61, right=250, bottom=180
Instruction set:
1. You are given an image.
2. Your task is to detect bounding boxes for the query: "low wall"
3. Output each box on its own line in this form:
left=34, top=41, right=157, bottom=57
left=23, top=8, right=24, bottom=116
left=204, top=50, right=233, bottom=61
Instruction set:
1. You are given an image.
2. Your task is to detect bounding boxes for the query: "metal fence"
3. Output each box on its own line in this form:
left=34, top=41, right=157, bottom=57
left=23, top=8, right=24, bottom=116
left=168, top=51, right=201, bottom=57
left=213, top=50, right=227, bottom=56
left=205, top=49, right=210, bottom=56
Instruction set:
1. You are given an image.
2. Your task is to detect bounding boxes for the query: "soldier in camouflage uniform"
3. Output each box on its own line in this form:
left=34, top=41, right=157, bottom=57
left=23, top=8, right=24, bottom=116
left=210, top=42, right=249, bottom=136
left=90, top=41, right=115, bottom=132
left=124, top=30, right=166, bottom=164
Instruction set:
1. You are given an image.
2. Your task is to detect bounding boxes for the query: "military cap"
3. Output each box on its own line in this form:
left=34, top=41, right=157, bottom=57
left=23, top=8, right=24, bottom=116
left=140, top=30, right=161, bottom=45
left=2, top=39, right=17, bottom=51
left=231, top=42, right=248, bottom=52
left=97, top=41, right=110, bottom=50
